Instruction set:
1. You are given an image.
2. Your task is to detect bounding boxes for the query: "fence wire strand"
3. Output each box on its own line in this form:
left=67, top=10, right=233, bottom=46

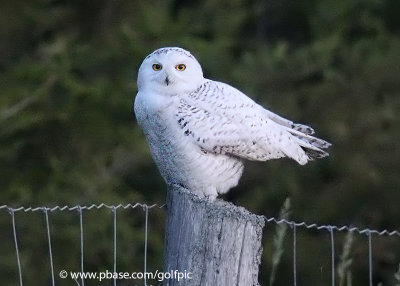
left=292, top=224, right=297, bottom=286
left=1, top=203, right=398, bottom=236
left=9, top=209, right=23, bottom=286
left=1, top=202, right=399, bottom=286
left=0, top=202, right=164, bottom=213
left=369, top=231, right=373, bottom=286
left=78, top=206, right=85, bottom=286
left=143, top=205, right=149, bottom=286
left=43, top=208, right=55, bottom=286
left=329, top=227, right=335, bottom=286
left=112, top=207, right=117, bottom=286
left=262, top=216, right=400, bottom=237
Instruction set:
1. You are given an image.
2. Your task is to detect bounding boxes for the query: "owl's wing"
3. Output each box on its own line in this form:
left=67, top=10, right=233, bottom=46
left=177, top=80, right=330, bottom=164
left=262, top=109, right=315, bottom=135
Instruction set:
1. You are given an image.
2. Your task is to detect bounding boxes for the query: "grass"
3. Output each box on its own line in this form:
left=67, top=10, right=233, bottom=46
left=337, top=231, right=354, bottom=286
left=395, top=263, right=400, bottom=286
left=269, top=197, right=291, bottom=286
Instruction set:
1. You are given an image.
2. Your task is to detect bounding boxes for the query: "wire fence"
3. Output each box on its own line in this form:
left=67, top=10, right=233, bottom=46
left=0, top=203, right=399, bottom=286
left=264, top=217, right=400, bottom=286
left=0, top=203, right=164, bottom=286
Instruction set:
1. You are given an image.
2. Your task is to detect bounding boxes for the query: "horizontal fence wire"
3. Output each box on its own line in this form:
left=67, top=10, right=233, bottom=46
left=262, top=217, right=400, bottom=237
left=1, top=203, right=399, bottom=237
left=0, top=202, right=165, bottom=213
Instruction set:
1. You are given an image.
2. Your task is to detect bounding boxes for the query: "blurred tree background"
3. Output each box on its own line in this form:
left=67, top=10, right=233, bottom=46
left=0, top=0, right=399, bottom=285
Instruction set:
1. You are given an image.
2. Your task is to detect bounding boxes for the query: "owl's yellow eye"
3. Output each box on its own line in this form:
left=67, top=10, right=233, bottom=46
left=152, top=64, right=162, bottom=71
left=175, top=64, right=186, bottom=71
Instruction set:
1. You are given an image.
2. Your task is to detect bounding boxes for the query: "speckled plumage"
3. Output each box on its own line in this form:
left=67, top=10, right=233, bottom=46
left=134, top=47, right=331, bottom=198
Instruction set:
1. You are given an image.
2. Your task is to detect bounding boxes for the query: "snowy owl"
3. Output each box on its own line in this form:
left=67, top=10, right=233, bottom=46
left=134, top=47, right=331, bottom=199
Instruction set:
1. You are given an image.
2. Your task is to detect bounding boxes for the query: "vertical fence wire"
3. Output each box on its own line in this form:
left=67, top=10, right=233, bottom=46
left=78, top=206, right=85, bottom=286
left=293, top=224, right=297, bottom=286
left=368, top=231, right=373, bottom=286
left=9, top=209, right=23, bottom=286
left=143, top=205, right=149, bottom=286
left=112, top=207, right=117, bottom=286
left=329, top=227, right=335, bottom=286
left=43, top=208, right=55, bottom=286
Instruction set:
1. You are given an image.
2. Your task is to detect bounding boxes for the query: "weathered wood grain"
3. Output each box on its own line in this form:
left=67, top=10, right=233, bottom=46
left=163, top=184, right=265, bottom=286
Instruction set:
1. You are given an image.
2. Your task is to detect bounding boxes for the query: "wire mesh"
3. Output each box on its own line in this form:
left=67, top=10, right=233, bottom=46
left=0, top=203, right=399, bottom=286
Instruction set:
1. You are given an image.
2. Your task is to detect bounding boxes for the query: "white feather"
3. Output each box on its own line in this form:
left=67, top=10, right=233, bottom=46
left=134, top=47, right=330, bottom=198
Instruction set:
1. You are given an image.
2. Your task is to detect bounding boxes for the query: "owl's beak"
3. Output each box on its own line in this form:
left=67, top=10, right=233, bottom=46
left=164, top=76, right=170, bottom=86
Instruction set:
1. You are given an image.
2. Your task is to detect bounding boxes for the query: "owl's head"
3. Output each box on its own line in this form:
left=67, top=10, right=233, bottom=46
left=137, top=47, right=204, bottom=95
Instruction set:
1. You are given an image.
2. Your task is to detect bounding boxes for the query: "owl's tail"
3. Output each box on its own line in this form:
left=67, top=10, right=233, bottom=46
left=281, top=125, right=331, bottom=165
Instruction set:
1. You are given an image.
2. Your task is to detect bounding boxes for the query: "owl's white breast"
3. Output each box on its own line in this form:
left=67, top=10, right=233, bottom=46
left=134, top=90, right=243, bottom=198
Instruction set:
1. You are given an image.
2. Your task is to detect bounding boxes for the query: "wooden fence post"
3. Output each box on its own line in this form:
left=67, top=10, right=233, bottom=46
left=163, top=184, right=265, bottom=286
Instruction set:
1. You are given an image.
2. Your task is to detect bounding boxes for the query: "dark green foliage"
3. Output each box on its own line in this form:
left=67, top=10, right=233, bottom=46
left=0, top=0, right=399, bottom=285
